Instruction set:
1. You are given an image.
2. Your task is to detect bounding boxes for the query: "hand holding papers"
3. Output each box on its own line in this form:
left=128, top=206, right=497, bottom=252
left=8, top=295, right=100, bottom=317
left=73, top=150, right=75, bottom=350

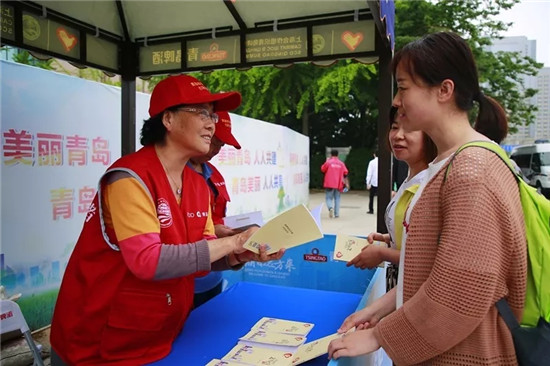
left=224, top=211, right=264, bottom=231
left=233, top=226, right=285, bottom=264
left=333, top=234, right=385, bottom=268
left=242, top=204, right=324, bottom=255
left=327, top=328, right=381, bottom=361
left=291, top=333, right=341, bottom=365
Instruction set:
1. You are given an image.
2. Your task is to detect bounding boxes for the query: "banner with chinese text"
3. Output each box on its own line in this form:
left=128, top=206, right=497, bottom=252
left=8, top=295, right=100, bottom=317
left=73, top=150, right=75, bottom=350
left=0, top=61, right=150, bottom=329
left=210, top=114, right=309, bottom=221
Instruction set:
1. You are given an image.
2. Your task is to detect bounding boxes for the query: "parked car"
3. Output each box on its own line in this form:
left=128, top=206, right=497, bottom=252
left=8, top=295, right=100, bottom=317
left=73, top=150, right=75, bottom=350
left=509, top=143, right=550, bottom=198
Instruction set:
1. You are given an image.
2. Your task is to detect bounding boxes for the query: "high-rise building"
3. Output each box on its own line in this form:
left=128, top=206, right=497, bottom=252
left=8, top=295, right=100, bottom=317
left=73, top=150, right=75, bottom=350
left=535, top=67, right=550, bottom=142
left=486, top=36, right=548, bottom=145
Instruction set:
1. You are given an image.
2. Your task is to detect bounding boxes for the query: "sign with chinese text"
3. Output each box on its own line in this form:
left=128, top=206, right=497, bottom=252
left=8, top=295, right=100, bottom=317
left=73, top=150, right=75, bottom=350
left=139, top=42, right=181, bottom=73
left=245, top=28, right=307, bottom=62
left=22, top=11, right=80, bottom=59
left=0, top=61, right=150, bottom=329
left=187, top=36, right=240, bottom=68
left=209, top=114, right=310, bottom=221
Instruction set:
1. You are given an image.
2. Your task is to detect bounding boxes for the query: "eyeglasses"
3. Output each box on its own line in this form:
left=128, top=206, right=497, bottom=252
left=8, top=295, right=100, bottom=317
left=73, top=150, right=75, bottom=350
left=177, top=107, right=219, bottom=124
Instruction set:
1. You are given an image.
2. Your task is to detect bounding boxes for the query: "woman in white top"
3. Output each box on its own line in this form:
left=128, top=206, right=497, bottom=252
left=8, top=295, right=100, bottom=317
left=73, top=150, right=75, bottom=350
left=347, top=106, right=436, bottom=291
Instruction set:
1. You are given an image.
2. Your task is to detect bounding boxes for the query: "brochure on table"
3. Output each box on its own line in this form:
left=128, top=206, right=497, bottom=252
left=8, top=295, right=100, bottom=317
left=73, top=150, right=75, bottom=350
left=207, top=316, right=344, bottom=366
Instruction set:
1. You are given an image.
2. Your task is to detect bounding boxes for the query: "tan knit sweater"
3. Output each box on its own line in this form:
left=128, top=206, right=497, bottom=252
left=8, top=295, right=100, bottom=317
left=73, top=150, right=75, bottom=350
left=374, top=147, right=527, bottom=365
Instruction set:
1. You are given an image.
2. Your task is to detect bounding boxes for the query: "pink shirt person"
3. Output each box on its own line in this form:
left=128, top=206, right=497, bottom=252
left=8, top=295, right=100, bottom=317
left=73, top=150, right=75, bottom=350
left=321, top=156, right=349, bottom=190
left=321, top=151, right=349, bottom=218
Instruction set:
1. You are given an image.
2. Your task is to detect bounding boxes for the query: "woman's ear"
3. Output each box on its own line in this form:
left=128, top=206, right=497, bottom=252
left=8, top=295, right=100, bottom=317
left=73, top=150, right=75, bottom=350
left=438, top=79, right=455, bottom=102
left=162, top=111, right=174, bottom=131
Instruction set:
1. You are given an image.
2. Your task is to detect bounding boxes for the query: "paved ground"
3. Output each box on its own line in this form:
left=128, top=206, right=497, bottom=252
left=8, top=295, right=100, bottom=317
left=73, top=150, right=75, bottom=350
left=308, top=188, right=378, bottom=237
left=1, top=189, right=378, bottom=366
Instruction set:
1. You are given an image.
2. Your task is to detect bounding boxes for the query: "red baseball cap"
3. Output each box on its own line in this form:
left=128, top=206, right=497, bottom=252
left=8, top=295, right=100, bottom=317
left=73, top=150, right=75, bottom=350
left=215, top=111, right=241, bottom=149
left=148, top=75, right=241, bottom=117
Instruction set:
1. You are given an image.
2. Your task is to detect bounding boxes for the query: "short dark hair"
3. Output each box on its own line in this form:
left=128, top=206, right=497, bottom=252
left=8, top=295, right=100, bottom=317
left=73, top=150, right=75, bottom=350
left=331, top=150, right=338, bottom=157
left=140, top=104, right=185, bottom=146
left=391, top=32, right=508, bottom=143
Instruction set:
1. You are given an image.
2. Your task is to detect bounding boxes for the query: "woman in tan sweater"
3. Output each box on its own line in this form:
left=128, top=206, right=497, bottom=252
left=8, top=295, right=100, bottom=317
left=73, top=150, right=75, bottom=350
left=329, top=32, right=527, bottom=365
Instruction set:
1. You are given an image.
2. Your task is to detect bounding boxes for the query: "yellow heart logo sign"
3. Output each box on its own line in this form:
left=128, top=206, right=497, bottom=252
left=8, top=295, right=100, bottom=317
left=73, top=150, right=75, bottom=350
left=56, top=27, right=78, bottom=52
left=341, top=31, right=364, bottom=51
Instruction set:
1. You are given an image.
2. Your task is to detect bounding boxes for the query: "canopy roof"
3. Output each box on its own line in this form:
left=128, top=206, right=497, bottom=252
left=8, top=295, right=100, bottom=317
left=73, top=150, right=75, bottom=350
left=2, top=0, right=394, bottom=75
left=1, top=0, right=395, bottom=232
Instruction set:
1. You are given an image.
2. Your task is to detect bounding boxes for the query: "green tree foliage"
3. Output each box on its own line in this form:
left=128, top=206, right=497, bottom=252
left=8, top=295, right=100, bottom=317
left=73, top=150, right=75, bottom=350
left=150, top=0, right=542, bottom=146
left=7, top=47, right=121, bottom=86
left=75, top=67, right=120, bottom=87
left=191, top=60, right=379, bottom=155
left=345, top=146, right=375, bottom=190
left=10, top=49, right=54, bottom=70
left=147, top=0, right=543, bottom=188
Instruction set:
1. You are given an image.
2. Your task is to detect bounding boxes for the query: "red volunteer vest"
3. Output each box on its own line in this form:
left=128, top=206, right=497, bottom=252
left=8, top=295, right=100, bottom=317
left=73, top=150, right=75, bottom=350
left=50, top=146, right=211, bottom=365
left=207, top=162, right=230, bottom=225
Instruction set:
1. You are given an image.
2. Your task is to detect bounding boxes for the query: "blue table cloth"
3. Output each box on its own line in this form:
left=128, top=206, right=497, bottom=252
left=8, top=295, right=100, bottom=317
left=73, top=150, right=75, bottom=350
left=150, top=281, right=362, bottom=366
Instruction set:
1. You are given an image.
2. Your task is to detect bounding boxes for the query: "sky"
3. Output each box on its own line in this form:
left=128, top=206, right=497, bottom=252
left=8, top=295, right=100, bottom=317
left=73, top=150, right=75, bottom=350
left=495, top=0, right=550, bottom=67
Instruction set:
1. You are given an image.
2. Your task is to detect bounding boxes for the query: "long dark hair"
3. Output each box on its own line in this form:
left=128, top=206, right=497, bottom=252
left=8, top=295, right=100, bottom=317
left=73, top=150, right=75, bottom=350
left=391, top=32, right=508, bottom=143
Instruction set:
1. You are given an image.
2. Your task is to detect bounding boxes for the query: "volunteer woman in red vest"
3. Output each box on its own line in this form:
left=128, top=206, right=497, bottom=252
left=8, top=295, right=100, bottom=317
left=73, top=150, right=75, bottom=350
left=190, top=111, right=244, bottom=307
left=50, top=75, right=285, bottom=365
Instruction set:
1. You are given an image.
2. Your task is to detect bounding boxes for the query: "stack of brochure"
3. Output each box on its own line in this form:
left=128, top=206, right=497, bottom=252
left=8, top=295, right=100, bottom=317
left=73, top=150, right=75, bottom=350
left=206, top=317, right=341, bottom=366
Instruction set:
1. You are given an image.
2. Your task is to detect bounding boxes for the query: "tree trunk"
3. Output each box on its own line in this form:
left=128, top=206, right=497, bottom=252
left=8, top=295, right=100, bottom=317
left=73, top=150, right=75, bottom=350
left=302, top=111, right=309, bottom=136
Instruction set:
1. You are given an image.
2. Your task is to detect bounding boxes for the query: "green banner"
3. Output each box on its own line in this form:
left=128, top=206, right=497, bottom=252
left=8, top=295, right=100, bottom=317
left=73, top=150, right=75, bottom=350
left=22, top=12, right=80, bottom=59
left=1, top=4, right=15, bottom=41
left=139, top=43, right=181, bottom=73
left=312, top=21, right=375, bottom=56
left=246, top=28, right=307, bottom=62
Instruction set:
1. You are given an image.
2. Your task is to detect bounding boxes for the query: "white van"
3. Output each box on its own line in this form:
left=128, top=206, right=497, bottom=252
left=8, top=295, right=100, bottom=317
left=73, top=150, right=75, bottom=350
left=510, top=143, right=550, bottom=197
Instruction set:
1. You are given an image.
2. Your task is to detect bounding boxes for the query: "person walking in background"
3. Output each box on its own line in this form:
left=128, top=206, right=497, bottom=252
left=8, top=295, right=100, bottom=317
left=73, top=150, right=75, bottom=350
left=321, top=149, right=349, bottom=218
left=365, top=152, right=378, bottom=214
left=329, top=32, right=526, bottom=365
left=189, top=111, right=243, bottom=308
